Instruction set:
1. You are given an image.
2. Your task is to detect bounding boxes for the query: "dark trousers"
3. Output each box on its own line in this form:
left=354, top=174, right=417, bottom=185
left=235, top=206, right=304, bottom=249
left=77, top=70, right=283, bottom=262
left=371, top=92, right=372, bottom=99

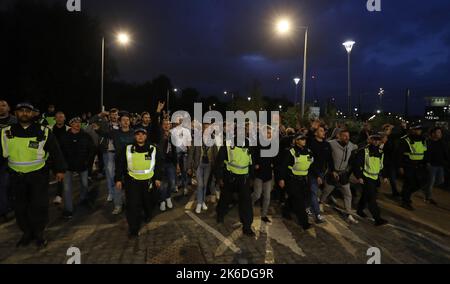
left=10, top=168, right=49, bottom=239
left=358, top=177, right=381, bottom=221
left=56, top=181, right=63, bottom=197
left=0, top=165, right=11, bottom=215
left=216, top=174, right=253, bottom=231
left=124, top=177, right=158, bottom=234
left=402, top=165, right=427, bottom=204
left=385, top=164, right=399, bottom=195
left=285, top=177, right=309, bottom=226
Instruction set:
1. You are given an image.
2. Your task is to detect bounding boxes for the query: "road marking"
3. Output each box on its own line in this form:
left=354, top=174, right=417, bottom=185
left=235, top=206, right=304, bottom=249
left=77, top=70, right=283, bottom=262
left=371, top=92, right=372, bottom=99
left=267, top=218, right=306, bottom=257
left=185, top=210, right=241, bottom=254
left=321, top=215, right=358, bottom=257
left=214, top=227, right=242, bottom=257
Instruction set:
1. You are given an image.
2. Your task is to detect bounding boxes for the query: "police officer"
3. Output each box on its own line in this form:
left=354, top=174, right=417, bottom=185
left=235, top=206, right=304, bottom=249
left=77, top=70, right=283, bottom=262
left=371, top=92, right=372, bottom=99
left=114, top=128, right=162, bottom=238
left=279, top=133, right=314, bottom=230
left=397, top=123, right=427, bottom=210
left=0, top=103, right=66, bottom=248
left=353, top=134, right=388, bottom=226
left=216, top=133, right=255, bottom=237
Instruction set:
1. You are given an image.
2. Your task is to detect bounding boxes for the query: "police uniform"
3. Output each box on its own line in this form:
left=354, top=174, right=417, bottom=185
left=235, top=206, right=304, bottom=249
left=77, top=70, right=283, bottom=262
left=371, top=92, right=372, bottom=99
left=114, top=128, right=162, bottom=237
left=353, top=135, right=388, bottom=226
left=0, top=103, right=66, bottom=247
left=397, top=124, right=427, bottom=209
left=280, top=134, right=314, bottom=229
left=216, top=140, right=254, bottom=236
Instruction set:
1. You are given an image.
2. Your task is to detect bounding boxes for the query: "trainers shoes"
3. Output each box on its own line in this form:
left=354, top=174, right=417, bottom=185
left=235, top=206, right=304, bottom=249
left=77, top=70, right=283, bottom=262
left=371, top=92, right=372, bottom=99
left=107, top=194, right=113, bottom=202
left=315, top=214, right=326, bottom=224
left=347, top=215, right=359, bottom=224
left=202, top=202, right=208, bottom=211
left=183, top=188, right=189, bottom=196
left=112, top=206, right=122, bottom=215
left=195, top=204, right=202, bottom=214
left=53, top=196, right=62, bottom=205
left=261, top=216, right=271, bottom=223
left=166, top=198, right=173, bottom=209
left=160, top=201, right=166, bottom=212
left=62, top=211, right=73, bottom=220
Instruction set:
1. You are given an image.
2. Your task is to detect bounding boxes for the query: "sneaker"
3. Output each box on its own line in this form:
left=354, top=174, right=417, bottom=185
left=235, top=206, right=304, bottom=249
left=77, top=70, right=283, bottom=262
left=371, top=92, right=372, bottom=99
left=315, top=214, right=326, bottom=224
left=53, top=196, right=62, bottom=205
left=202, top=202, right=208, bottom=211
left=401, top=202, right=414, bottom=211
left=243, top=228, right=256, bottom=237
left=306, top=208, right=313, bottom=216
left=62, top=211, right=73, bottom=220
left=347, top=215, right=359, bottom=224
left=261, top=216, right=271, bottom=223
left=210, top=195, right=217, bottom=204
left=183, top=188, right=189, bottom=196
left=166, top=198, right=173, bottom=209
left=375, top=218, right=389, bottom=226
left=160, top=202, right=166, bottom=212
left=107, top=194, right=113, bottom=202
left=357, top=210, right=368, bottom=218
left=195, top=204, right=202, bottom=214
left=112, top=206, right=122, bottom=215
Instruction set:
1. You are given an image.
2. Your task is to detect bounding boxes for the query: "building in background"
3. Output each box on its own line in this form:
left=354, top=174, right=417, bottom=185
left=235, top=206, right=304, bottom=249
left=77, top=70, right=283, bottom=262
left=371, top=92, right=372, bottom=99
left=425, top=97, right=450, bottom=122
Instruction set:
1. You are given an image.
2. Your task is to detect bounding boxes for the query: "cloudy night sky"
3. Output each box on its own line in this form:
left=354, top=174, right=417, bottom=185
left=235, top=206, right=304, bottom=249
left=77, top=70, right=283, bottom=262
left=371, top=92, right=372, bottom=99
left=6, top=0, right=450, bottom=115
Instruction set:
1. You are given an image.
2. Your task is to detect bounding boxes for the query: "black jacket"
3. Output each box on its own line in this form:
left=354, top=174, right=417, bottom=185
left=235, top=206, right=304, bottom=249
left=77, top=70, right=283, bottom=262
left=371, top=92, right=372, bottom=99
left=60, top=130, right=95, bottom=172
left=307, top=137, right=333, bottom=178
left=253, top=145, right=274, bottom=182
left=425, top=139, right=449, bottom=167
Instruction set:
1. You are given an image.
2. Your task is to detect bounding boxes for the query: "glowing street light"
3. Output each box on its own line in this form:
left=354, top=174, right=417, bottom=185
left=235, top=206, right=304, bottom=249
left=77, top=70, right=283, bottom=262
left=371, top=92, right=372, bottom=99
left=343, top=40, right=356, bottom=115
left=275, top=17, right=309, bottom=118
left=294, top=77, right=301, bottom=105
left=101, top=31, right=132, bottom=111
left=247, top=97, right=252, bottom=102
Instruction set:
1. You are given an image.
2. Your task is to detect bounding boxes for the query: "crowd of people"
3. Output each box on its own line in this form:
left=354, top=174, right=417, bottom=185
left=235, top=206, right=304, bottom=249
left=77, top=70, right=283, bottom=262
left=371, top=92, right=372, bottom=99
left=0, top=98, right=449, bottom=248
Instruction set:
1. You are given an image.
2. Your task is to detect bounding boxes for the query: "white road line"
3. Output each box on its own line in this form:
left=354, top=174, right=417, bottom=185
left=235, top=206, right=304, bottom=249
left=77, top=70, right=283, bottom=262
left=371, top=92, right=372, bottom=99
left=185, top=210, right=241, bottom=254
left=325, top=203, right=450, bottom=253
left=268, top=218, right=306, bottom=257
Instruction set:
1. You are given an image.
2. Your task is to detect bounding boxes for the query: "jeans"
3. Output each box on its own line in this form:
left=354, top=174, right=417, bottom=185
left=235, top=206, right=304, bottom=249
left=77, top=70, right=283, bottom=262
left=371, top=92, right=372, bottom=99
left=251, top=178, right=272, bottom=217
left=426, top=166, right=445, bottom=200
left=177, top=151, right=188, bottom=189
left=160, top=162, right=177, bottom=201
left=309, top=173, right=324, bottom=217
left=196, top=163, right=211, bottom=204
left=321, top=183, right=352, bottom=214
left=103, top=152, right=116, bottom=198
left=63, top=170, right=89, bottom=213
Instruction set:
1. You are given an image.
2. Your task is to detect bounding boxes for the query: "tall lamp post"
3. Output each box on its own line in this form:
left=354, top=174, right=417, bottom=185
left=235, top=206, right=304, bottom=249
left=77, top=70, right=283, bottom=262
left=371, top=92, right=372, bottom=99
left=342, top=40, right=355, bottom=115
left=275, top=18, right=309, bottom=118
left=378, top=88, right=385, bottom=111
left=293, top=77, right=301, bottom=105
left=101, top=32, right=131, bottom=112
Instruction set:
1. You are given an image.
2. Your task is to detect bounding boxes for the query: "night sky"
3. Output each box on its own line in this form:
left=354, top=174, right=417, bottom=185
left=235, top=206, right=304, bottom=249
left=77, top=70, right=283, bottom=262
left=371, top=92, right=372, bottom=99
left=12, top=1, right=450, bottom=115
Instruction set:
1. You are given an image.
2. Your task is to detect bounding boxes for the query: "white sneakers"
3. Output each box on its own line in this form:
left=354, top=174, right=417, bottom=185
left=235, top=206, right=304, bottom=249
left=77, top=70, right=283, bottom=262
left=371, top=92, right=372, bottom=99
left=347, top=215, right=359, bottom=224
left=160, top=201, right=166, bottom=212
left=195, top=202, right=208, bottom=214
left=112, top=206, right=122, bottom=215
left=107, top=194, right=113, bottom=202
left=166, top=198, right=173, bottom=209
left=183, top=188, right=189, bottom=196
left=53, top=196, right=62, bottom=205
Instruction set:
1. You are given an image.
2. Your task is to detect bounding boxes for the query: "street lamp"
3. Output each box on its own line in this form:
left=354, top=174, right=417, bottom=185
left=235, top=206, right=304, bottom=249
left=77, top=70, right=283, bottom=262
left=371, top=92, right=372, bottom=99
left=247, top=97, right=252, bottom=102
left=293, top=77, right=301, bottom=105
left=378, top=88, right=385, bottom=110
left=275, top=18, right=308, bottom=118
left=100, top=31, right=131, bottom=112
left=342, top=40, right=355, bottom=115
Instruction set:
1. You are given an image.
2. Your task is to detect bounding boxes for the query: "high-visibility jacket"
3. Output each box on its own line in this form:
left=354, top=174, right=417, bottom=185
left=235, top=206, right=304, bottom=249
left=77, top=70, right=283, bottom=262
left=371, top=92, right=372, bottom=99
left=403, top=136, right=427, bottom=161
left=1, top=126, right=49, bottom=173
left=224, top=146, right=252, bottom=175
left=126, top=144, right=156, bottom=180
left=288, top=148, right=313, bottom=176
left=363, top=148, right=384, bottom=180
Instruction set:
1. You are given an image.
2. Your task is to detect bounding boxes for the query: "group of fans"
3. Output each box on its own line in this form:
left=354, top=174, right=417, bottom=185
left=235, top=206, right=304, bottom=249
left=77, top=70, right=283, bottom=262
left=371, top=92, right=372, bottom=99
left=0, top=98, right=449, bottom=247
